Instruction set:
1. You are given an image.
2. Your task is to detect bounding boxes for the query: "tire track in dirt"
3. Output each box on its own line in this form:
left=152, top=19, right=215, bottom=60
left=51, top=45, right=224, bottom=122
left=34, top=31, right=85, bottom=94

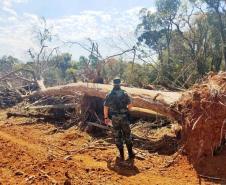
left=0, top=127, right=63, bottom=184
left=0, top=130, right=45, bottom=156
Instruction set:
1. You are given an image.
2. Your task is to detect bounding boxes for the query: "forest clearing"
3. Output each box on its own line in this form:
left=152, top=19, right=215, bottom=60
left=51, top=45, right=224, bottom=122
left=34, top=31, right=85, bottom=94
left=1, top=0, right=226, bottom=184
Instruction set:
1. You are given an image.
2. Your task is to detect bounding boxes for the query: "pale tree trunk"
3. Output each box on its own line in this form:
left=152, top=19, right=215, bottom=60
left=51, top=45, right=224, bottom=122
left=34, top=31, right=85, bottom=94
left=36, top=76, right=46, bottom=91
left=36, top=82, right=182, bottom=121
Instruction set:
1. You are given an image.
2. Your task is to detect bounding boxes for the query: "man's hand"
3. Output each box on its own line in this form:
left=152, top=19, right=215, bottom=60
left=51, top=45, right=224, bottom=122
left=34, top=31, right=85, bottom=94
left=105, top=118, right=112, bottom=127
left=127, top=103, right=133, bottom=111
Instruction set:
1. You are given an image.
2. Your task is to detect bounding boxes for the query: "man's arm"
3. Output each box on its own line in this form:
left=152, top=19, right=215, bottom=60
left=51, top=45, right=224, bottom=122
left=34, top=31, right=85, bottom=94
left=103, top=105, right=111, bottom=125
left=103, top=93, right=111, bottom=125
left=104, top=106, right=109, bottom=119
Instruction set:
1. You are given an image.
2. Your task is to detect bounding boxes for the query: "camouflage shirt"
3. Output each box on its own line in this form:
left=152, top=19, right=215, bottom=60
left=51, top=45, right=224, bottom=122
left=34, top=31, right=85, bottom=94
left=104, top=87, right=131, bottom=115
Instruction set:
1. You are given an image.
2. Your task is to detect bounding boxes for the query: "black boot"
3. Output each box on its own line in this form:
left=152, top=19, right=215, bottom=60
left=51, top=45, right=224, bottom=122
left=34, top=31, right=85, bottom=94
left=127, top=144, right=135, bottom=159
left=117, top=146, right=124, bottom=161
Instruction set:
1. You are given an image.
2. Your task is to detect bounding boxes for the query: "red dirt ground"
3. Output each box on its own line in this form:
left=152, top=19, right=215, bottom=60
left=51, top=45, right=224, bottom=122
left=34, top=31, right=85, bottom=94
left=0, top=110, right=224, bottom=185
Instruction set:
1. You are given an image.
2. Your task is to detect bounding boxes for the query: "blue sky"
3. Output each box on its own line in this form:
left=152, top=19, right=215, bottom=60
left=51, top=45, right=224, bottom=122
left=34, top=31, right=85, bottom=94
left=14, top=0, right=155, bottom=17
left=0, top=0, right=156, bottom=60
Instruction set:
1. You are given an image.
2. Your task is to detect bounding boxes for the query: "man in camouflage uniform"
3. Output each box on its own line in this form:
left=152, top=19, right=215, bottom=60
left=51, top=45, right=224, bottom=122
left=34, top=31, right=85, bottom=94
left=104, top=78, right=135, bottom=160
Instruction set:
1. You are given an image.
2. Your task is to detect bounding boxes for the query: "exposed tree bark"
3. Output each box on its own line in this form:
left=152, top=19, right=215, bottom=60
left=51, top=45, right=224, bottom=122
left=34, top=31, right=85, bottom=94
left=28, top=103, right=77, bottom=109
left=32, top=82, right=182, bottom=121
left=36, top=77, right=46, bottom=91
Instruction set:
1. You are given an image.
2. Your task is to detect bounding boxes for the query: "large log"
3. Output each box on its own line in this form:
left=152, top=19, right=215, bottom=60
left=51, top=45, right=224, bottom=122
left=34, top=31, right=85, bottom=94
left=130, top=107, right=165, bottom=119
left=27, top=104, right=165, bottom=119
left=30, top=82, right=182, bottom=121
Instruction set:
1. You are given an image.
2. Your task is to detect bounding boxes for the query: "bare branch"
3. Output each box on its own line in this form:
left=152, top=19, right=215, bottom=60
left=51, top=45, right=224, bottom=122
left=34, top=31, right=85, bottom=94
left=0, top=69, right=36, bottom=82
left=103, top=48, right=135, bottom=62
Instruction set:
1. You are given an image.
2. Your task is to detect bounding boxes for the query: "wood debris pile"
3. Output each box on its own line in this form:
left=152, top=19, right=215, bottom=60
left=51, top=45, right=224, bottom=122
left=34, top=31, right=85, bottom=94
left=178, top=72, right=226, bottom=161
left=8, top=83, right=172, bottom=133
left=0, top=86, right=22, bottom=108
left=9, top=88, right=106, bottom=131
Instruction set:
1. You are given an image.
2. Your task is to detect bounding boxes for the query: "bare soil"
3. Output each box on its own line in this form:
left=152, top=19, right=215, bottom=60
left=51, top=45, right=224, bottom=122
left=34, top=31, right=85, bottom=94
left=0, top=111, right=224, bottom=185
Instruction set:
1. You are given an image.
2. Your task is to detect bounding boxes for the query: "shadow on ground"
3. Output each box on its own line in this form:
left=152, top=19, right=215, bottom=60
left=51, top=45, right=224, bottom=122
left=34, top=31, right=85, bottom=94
left=107, top=158, right=140, bottom=176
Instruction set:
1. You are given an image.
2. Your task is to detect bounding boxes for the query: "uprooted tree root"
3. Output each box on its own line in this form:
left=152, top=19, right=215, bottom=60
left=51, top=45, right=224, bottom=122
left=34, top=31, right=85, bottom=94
left=178, top=72, right=226, bottom=162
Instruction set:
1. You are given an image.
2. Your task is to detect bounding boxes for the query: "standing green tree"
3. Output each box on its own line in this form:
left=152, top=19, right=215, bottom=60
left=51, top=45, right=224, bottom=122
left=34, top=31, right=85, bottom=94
left=43, top=53, right=78, bottom=86
left=102, top=58, right=127, bottom=83
left=136, top=0, right=180, bottom=84
left=203, top=0, right=226, bottom=70
left=124, top=62, right=151, bottom=87
left=0, top=56, right=19, bottom=75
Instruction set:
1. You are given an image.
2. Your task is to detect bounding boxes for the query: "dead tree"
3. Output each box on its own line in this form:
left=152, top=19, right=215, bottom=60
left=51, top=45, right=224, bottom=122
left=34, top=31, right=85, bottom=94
left=27, top=17, right=60, bottom=90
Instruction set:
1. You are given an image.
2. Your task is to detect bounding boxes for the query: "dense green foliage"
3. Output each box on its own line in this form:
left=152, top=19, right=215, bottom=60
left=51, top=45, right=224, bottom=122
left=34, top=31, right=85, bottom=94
left=135, top=0, right=226, bottom=88
left=0, top=56, right=20, bottom=74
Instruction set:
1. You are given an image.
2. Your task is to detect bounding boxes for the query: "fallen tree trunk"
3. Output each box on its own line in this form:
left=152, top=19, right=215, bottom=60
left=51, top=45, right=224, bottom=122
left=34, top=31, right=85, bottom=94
left=30, top=82, right=182, bottom=121
left=27, top=104, right=165, bottom=119
left=130, top=107, right=165, bottom=119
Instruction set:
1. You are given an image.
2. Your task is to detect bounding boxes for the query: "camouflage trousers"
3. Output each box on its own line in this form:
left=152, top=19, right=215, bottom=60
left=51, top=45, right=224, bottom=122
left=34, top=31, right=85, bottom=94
left=111, top=114, right=133, bottom=149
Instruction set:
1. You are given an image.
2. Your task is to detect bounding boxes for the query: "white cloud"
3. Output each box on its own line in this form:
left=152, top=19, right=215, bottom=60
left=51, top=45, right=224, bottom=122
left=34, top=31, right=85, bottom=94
left=51, top=7, right=141, bottom=41
left=2, top=6, right=17, bottom=16
left=1, top=0, right=29, bottom=16
left=1, top=0, right=29, bottom=7
left=14, top=0, right=29, bottom=3
left=0, top=6, right=152, bottom=60
left=1, top=0, right=12, bottom=8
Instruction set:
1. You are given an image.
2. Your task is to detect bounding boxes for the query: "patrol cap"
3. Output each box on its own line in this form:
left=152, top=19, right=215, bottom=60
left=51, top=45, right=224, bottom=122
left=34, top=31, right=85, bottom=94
left=113, top=78, right=121, bottom=85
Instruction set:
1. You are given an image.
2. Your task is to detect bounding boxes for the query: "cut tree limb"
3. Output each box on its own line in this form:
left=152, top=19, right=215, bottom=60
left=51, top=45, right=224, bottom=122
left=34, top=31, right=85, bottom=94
left=28, top=103, right=77, bottom=109
left=7, top=112, right=57, bottom=119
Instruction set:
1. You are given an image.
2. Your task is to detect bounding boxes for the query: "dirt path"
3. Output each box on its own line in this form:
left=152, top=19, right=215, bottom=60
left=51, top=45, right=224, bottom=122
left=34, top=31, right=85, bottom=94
left=0, top=111, right=219, bottom=185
